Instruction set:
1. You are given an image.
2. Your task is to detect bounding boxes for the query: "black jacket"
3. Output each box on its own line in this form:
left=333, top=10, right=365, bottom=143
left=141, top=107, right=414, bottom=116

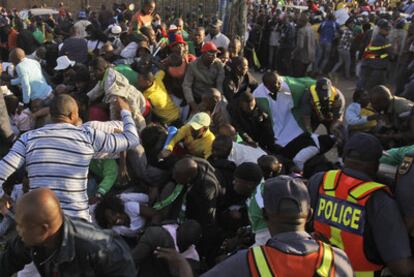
left=223, top=66, right=258, bottom=102
left=228, top=100, right=281, bottom=154
left=0, top=216, right=137, bottom=277
left=186, top=157, right=221, bottom=230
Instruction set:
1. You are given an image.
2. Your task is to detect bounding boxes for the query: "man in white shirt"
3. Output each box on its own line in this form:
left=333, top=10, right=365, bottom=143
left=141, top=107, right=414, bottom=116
left=253, top=72, right=319, bottom=169
left=212, top=135, right=266, bottom=166
left=204, top=19, right=230, bottom=50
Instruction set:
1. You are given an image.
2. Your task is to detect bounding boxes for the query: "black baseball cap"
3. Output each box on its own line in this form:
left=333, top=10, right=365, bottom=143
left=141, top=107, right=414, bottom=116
left=263, top=175, right=310, bottom=216
left=343, top=132, right=383, bottom=162
left=234, top=162, right=263, bottom=183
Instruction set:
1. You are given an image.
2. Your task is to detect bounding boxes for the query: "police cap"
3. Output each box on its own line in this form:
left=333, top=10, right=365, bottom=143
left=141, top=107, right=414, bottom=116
left=377, top=19, right=391, bottom=30
left=315, top=77, right=333, bottom=93
left=343, top=133, right=383, bottom=162
left=263, top=176, right=310, bottom=217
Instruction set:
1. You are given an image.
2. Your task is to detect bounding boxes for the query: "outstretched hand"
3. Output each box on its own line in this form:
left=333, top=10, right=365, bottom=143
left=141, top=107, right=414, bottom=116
left=0, top=194, right=12, bottom=216
left=113, top=97, right=131, bottom=112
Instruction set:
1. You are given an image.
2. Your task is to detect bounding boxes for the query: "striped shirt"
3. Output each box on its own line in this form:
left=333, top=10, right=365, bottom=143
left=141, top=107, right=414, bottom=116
left=0, top=110, right=139, bottom=221
left=83, top=120, right=124, bottom=160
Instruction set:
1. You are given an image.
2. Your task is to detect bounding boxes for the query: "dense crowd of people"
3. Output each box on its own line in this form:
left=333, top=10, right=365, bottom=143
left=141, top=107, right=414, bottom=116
left=1, top=0, right=414, bottom=276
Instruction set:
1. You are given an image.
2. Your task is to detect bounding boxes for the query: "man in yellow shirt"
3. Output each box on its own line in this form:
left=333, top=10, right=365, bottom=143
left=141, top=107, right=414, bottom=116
left=159, top=112, right=215, bottom=159
left=138, top=70, right=180, bottom=125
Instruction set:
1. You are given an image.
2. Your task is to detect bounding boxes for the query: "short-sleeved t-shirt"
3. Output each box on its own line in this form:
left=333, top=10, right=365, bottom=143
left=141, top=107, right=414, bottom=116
left=143, top=70, right=180, bottom=124
left=307, top=168, right=412, bottom=265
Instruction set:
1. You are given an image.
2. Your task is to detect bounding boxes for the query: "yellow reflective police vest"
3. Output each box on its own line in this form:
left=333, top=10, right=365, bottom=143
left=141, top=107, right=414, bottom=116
left=363, top=43, right=391, bottom=60
left=247, top=241, right=335, bottom=277
left=314, top=170, right=388, bottom=277
left=310, top=85, right=337, bottom=121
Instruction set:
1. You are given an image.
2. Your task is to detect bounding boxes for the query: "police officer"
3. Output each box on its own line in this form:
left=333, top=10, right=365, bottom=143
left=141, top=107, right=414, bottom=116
left=370, top=85, right=414, bottom=147
left=202, top=176, right=353, bottom=277
left=360, top=19, right=392, bottom=91
left=307, top=132, right=414, bottom=276
left=301, top=77, right=345, bottom=134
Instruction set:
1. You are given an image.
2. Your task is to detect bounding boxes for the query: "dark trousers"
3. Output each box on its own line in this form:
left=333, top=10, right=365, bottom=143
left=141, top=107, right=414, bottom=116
left=359, top=65, right=387, bottom=91
left=281, top=133, right=316, bottom=159
left=277, top=48, right=293, bottom=75
left=292, top=60, right=310, bottom=77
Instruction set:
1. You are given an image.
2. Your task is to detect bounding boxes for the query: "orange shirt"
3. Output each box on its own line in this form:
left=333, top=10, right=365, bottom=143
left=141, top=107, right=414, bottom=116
left=8, top=29, right=17, bottom=49
left=128, top=11, right=152, bottom=33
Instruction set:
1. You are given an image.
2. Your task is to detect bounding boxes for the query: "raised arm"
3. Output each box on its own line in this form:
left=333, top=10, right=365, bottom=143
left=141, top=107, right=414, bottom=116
left=0, top=135, right=27, bottom=198
left=16, top=66, right=31, bottom=104
left=89, top=97, right=140, bottom=154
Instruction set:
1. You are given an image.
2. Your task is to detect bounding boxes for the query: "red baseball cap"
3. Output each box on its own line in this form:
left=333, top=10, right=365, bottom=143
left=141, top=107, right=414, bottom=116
left=169, top=34, right=187, bottom=48
left=201, top=42, right=218, bottom=54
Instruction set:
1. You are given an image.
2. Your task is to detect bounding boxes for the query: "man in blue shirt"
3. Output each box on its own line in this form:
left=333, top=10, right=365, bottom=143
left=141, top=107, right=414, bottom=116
left=9, top=48, right=53, bottom=105
left=317, top=13, right=339, bottom=74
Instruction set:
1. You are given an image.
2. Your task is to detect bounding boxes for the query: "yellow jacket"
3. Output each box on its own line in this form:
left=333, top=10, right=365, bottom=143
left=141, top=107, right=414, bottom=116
left=165, top=124, right=215, bottom=159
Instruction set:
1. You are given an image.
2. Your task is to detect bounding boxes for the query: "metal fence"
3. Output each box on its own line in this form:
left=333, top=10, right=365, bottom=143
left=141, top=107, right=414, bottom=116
left=6, top=0, right=220, bottom=22
left=146, top=0, right=219, bottom=25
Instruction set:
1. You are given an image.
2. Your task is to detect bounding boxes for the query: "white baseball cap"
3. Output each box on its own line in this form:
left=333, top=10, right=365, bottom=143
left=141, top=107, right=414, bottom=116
left=54, top=55, right=75, bottom=71
left=111, top=25, right=122, bottom=35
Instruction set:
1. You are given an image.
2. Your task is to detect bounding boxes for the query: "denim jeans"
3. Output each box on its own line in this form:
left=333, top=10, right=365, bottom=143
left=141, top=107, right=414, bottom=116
left=316, top=41, right=332, bottom=73
left=331, top=48, right=351, bottom=78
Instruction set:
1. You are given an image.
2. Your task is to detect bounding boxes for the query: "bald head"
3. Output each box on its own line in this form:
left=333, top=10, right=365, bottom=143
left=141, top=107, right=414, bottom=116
left=16, top=188, right=63, bottom=247
left=9, top=48, right=26, bottom=65
left=50, top=94, right=79, bottom=124
left=17, top=188, right=62, bottom=224
left=218, top=123, right=237, bottom=140
left=172, top=158, right=198, bottom=184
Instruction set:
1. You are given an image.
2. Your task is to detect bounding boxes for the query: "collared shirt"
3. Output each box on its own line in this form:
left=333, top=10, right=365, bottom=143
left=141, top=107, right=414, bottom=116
left=228, top=142, right=267, bottom=166
left=182, top=57, right=225, bottom=104
left=0, top=110, right=139, bottom=221
left=165, top=124, right=215, bottom=159
left=205, top=32, right=230, bottom=49
left=143, top=70, right=180, bottom=124
left=11, top=58, right=52, bottom=104
left=253, top=82, right=303, bottom=147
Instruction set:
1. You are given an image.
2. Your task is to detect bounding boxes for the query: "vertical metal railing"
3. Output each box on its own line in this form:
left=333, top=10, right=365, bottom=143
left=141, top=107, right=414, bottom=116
left=151, top=0, right=218, bottom=26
